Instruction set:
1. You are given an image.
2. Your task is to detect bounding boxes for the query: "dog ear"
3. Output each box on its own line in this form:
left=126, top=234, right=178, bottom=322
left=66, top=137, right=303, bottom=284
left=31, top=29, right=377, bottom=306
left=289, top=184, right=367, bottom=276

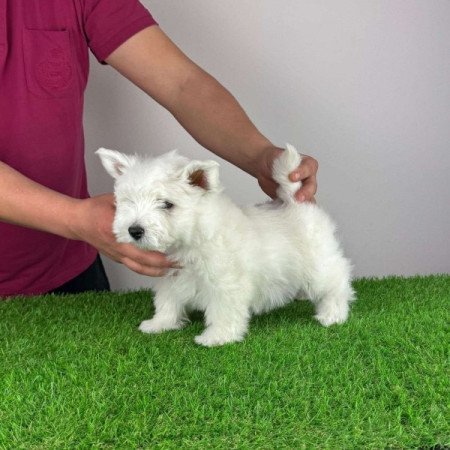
left=96, top=148, right=137, bottom=179
left=183, top=160, right=221, bottom=192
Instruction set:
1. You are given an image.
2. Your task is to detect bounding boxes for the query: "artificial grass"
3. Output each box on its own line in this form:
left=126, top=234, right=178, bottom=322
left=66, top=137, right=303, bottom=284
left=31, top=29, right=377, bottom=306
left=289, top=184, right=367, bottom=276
left=0, top=275, right=448, bottom=449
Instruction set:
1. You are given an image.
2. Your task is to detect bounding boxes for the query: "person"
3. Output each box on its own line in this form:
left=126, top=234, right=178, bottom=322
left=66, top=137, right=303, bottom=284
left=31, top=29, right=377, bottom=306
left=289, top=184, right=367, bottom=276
left=0, top=0, right=318, bottom=297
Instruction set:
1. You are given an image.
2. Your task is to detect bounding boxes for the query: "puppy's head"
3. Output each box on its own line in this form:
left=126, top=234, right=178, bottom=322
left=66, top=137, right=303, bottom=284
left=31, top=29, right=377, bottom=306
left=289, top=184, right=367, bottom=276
left=96, top=148, right=221, bottom=252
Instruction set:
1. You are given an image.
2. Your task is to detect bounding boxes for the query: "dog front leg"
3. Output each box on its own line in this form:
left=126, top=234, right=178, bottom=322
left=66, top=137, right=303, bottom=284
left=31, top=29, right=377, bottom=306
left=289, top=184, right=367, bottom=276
left=139, top=282, right=192, bottom=334
left=194, top=294, right=251, bottom=347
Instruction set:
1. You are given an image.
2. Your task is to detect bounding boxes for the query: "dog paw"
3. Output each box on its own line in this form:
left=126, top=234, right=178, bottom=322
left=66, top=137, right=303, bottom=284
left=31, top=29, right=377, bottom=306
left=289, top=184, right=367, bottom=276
left=314, top=309, right=348, bottom=327
left=194, top=331, right=243, bottom=347
left=138, top=318, right=184, bottom=334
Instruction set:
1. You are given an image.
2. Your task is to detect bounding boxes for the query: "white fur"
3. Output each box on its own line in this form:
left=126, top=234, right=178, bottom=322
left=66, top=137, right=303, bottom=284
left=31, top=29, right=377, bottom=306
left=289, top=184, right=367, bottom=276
left=97, top=144, right=355, bottom=347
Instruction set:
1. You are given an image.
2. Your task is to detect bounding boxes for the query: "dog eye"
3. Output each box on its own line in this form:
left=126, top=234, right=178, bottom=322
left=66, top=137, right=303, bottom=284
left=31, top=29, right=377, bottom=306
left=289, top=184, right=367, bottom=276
left=161, top=201, right=174, bottom=210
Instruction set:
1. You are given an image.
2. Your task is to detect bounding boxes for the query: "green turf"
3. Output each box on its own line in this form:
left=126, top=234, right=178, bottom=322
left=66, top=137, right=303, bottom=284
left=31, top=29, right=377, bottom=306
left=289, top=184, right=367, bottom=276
left=0, top=275, right=448, bottom=449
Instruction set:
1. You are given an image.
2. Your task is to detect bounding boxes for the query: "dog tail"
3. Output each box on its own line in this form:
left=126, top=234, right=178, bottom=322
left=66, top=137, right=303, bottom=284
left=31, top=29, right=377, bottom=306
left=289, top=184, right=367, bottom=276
left=272, top=143, right=302, bottom=204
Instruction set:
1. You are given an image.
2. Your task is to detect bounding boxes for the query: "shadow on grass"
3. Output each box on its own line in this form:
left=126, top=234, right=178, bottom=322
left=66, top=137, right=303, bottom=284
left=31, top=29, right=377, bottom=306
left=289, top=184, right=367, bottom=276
left=185, top=298, right=315, bottom=330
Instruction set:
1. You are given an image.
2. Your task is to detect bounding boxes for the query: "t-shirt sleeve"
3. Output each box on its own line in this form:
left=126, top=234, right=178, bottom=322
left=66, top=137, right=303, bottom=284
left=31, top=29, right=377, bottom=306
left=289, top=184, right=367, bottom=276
left=83, top=0, right=158, bottom=63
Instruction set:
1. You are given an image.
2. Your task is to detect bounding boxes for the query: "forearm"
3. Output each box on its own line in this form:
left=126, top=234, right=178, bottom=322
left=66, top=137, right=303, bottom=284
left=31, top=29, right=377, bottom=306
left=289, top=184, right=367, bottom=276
left=105, top=26, right=317, bottom=201
left=169, top=68, right=275, bottom=176
left=0, top=161, right=78, bottom=238
left=105, top=26, right=276, bottom=176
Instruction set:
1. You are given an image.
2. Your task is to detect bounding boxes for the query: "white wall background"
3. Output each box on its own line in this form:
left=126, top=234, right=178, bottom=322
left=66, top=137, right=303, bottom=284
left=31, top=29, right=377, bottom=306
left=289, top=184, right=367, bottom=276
left=84, top=0, right=450, bottom=290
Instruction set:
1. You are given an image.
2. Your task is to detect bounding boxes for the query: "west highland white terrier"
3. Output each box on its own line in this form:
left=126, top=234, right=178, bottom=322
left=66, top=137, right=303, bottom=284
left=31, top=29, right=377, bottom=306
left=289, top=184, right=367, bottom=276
left=97, top=144, right=354, bottom=347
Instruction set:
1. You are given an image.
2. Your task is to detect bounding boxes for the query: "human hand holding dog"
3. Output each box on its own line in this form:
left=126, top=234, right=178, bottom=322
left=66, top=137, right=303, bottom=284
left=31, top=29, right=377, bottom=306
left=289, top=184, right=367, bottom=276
left=256, top=146, right=318, bottom=202
left=0, top=164, right=170, bottom=277
left=71, top=194, right=174, bottom=277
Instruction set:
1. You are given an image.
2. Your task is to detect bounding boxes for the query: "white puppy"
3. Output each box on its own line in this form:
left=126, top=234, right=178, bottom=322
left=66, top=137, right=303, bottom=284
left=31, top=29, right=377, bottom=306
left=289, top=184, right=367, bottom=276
left=97, top=145, right=354, bottom=347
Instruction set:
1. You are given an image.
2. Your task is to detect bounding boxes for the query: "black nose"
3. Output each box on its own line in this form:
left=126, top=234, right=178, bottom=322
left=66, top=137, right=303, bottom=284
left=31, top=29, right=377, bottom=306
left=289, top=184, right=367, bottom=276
left=128, top=225, right=145, bottom=240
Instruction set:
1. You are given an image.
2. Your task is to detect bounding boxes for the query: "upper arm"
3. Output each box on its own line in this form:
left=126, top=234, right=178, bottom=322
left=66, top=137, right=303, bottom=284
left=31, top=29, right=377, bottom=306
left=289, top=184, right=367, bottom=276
left=105, top=26, right=200, bottom=110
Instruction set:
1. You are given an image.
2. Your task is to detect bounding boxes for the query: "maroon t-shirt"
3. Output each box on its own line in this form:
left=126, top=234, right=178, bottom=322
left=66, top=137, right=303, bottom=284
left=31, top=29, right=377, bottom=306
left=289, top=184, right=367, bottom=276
left=0, top=0, right=157, bottom=296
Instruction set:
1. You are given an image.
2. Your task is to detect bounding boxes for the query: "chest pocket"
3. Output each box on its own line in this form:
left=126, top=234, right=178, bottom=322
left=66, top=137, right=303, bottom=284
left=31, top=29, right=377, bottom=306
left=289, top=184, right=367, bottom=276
left=22, top=29, right=79, bottom=99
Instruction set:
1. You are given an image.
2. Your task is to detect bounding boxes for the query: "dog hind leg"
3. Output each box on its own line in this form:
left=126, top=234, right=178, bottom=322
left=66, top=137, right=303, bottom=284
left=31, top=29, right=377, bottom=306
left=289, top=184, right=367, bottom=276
left=307, top=264, right=355, bottom=327
left=313, top=289, right=352, bottom=326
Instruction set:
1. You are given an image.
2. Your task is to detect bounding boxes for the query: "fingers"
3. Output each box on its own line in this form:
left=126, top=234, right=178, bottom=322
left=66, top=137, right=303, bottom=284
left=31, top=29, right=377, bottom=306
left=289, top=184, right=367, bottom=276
left=121, top=243, right=172, bottom=266
left=115, top=243, right=178, bottom=277
left=289, top=155, right=318, bottom=203
left=122, top=256, right=169, bottom=277
left=289, top=155, right=318, bottom=182
left=295, top=176, right=317, bottom=202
